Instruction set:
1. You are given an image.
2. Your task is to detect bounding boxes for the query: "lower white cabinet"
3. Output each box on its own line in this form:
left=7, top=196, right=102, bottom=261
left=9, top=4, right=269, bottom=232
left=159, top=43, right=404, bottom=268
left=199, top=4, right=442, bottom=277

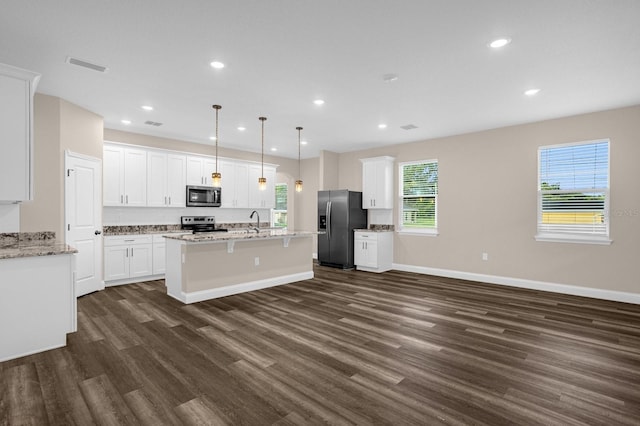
left=354, top=231, right=393, bottom=273
left=104, top=235, right=153, bottom=284
left=152, top=234, right=167, bottom=275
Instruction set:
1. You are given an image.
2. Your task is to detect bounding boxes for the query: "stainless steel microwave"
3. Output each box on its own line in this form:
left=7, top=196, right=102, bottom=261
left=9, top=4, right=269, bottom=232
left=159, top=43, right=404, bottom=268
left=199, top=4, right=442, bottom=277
left=186, top=185, right=221, bottom=207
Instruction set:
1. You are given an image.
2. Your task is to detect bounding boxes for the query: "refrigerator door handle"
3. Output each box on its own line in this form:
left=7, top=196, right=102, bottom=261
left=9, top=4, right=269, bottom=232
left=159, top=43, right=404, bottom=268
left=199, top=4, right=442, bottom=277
left=327, top=201, right=332, bottom=240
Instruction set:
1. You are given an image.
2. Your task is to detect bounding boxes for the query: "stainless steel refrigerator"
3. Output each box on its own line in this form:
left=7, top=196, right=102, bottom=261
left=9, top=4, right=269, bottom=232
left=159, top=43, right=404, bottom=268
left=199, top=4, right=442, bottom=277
left=318, top=190, right=367, bottom=269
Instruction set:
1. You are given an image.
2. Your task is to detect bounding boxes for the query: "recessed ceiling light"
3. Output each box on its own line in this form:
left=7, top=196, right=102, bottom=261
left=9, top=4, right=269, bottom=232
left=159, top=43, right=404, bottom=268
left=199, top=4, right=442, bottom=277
left=141, top=105, right=153, bottom=111
left=121, top=119, right=131, bottom=125
left=210, top=61, right=225, bottom=69
left=237, top=126, right=246, bottom=131
left=313, top=99, right=325, bottom=105
left=301, top=140, right=308, bottom=145
left=524, top=88, right=541, bottom=96
left=378, top=124, right=387, bottom=129
left=270, top=147, right=277, bottom=152
left=209, top=136, right=217, bottom=141
left=382, top=74, right=399, bottom=83
left=489, top=38, right=511, bottom=48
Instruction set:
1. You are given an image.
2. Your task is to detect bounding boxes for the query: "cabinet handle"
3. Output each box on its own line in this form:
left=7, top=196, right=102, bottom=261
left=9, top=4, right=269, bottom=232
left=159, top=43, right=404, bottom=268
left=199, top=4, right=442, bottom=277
left=121, top=195, right=124, bottom=204
left=165, top=196, right=167, bottom=205
left=131, top=248, right=134, bottom=257
left=126, top=195, right=129, bottom=204
left=126, top=248, right=128, bottom=258
left=168, top=196, right=171, bottom=205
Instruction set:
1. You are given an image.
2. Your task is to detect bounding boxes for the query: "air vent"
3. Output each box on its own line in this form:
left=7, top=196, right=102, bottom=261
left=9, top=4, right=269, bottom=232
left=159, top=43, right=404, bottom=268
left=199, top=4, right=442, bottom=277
left=144, top=120, right=163, bottom=127
left=65, top=56, right=108, bottom=73
left=400, top=124, right=418, bottom=130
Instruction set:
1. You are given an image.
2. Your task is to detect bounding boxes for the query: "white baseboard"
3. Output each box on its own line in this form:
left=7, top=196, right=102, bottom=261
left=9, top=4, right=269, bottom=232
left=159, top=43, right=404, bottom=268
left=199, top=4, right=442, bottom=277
left=172, top=271, right=314, bottom=304
left=392, top=263, right=640, bottom=305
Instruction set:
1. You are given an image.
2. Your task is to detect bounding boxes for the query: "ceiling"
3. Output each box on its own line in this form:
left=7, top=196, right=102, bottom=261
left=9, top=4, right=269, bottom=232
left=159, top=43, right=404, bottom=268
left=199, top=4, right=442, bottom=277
left=2, top=1, right=639, bottom=159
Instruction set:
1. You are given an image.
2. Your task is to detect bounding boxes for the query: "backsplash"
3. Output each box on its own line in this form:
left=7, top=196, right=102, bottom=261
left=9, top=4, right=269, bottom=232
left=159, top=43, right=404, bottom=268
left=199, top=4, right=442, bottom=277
left=369, top=224, right=395, bottom=231
left=103, top=206, right=271, bottom=226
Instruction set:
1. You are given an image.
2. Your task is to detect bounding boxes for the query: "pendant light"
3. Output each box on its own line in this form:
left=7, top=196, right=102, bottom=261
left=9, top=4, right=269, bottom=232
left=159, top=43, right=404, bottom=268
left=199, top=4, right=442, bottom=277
left=211, top=104, right=222, bottom=187
left=258, top=116, right=267, bottom=190
left=295, top=126, right=303, bottom=192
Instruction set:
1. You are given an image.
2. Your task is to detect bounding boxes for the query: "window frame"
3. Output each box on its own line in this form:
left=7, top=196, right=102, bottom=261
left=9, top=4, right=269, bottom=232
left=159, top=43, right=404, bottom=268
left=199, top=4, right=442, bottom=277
left=535, top=139, right=612, bottom=245
left=271, top=183, right=288, bottom=229
left=397, top=159, right=439, bottom=236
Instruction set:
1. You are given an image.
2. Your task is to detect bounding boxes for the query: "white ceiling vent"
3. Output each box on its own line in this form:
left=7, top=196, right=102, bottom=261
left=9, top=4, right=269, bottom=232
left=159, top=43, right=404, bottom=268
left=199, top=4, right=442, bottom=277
left=65, top=56, right=108, bottom=73
left=400, top=124, right=418, bottom=130
left=145, top=120, right=163, bottom=127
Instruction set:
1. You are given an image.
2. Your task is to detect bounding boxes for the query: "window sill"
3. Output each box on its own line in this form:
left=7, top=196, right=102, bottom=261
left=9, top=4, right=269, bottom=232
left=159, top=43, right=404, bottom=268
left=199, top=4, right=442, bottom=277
left=535, top=233, right=612, bottom=245
left=397, top=229, right=439, bottom=237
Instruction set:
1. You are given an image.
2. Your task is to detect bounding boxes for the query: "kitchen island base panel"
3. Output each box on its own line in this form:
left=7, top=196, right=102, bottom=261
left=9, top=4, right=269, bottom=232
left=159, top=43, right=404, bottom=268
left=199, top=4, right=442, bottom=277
left=167, top=271, right=314, bottom=304
left=165, top=236, right=314, bottom=304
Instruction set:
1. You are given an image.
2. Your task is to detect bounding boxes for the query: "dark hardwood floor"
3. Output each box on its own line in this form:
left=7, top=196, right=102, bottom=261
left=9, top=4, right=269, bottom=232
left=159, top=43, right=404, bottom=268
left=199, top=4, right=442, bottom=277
left=2, top=265, right=640, bottom=425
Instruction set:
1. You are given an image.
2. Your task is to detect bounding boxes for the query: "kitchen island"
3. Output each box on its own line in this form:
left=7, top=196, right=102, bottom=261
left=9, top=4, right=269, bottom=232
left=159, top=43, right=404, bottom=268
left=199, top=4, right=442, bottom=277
left=164, top=229, right=316, bottom=304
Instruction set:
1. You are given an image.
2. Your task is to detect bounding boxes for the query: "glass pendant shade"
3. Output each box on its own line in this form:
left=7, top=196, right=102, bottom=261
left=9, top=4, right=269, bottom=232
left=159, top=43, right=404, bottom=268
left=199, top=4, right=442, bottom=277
left=258, top=177, right=267, bottom=191
left=211, top=172, right=221, bottom=187
left=295, top=179, right=303, bottom=192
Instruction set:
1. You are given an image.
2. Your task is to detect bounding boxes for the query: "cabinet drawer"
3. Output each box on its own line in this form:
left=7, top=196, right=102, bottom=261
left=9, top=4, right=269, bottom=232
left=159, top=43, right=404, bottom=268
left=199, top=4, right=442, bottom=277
left=104, top=235, right=153, bottom=246
left=354, top=232, right=378, bottom=241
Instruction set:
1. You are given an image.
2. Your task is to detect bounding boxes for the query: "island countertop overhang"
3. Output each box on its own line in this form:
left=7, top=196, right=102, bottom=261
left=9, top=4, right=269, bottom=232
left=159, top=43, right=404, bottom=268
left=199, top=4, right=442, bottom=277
left=164, top=229, right=319, bottom=244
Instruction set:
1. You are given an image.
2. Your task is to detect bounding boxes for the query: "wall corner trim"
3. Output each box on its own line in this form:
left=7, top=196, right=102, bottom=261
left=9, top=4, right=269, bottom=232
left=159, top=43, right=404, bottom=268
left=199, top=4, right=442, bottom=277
left=391, top=263, right=640, bottom=305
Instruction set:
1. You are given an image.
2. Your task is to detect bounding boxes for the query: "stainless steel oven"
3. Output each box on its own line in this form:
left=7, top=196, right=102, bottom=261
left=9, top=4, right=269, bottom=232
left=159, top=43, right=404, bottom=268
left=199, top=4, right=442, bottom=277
left=186, top=185, right=221, bottom=207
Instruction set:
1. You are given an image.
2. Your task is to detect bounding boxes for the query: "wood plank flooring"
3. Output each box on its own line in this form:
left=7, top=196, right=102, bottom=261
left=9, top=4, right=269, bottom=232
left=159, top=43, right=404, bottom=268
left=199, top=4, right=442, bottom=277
left=2, top=265, right=640, bottom=425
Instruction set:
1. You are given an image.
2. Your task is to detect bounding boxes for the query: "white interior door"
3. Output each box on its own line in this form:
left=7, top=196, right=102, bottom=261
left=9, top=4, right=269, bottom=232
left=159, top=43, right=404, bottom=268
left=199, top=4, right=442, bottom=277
left=65, top=151, right=103, bottom=297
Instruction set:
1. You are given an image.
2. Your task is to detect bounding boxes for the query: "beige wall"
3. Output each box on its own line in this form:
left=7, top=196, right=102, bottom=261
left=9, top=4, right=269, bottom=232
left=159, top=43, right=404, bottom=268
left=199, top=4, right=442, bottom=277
left=335, top=105, right=640, bottom=294
left=20, top=95, right=103, bottom=240
left=319, top=150, right=339, bottom=190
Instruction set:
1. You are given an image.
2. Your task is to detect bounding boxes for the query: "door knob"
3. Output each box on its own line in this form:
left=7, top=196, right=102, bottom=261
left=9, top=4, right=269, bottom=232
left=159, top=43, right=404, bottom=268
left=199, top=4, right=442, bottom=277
left=95, top=230, right=102, bottom=235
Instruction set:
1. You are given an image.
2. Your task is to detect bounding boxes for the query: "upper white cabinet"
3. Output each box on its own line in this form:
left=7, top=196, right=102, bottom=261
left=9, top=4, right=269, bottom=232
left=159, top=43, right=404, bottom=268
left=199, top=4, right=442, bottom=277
left=103, top=144, right=147, bottom=206
left=220, top=160, right=249, bottom=208
left=186, top=155, right=218, bottom=186
left=147, top=151, right=186, bottom=207
left=361, top=156, right=394, bottom=209
left=248, top=164, right=276, bottom=209
left=0, top=63, right=40, bottom=202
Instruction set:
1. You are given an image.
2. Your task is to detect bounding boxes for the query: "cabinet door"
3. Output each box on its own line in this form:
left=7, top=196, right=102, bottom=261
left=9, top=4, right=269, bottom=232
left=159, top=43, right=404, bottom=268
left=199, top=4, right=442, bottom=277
left=0, top=72, right=30, bottom=201
left=152, top=242, right=166, bottom=275
left=354, top=239, right=366, bottom=266
left=186, top=156, right=204, bottom=185
left=362, top=161, right=377, bottom=209
left=202, top=158, right=218, bottom=186
left=146, top=151, right=168, bottom=207
left=103, top=146, right=124, bottom=205
left=219, top=160, right=237, bottom=207
left=167, top=154, right=186, bottom=206
left=123, top=148, right=147, bottom=206
left=365, top=240, right=378, bottom=267
left=234, top=162, right=249, bottom=208
left=104, top=245, right=129, bottom=281
left=129, top=244, right=153, bottom=278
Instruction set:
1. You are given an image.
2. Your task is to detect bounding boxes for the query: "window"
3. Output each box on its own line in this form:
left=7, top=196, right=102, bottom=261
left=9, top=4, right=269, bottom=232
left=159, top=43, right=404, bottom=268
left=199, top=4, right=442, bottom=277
left=399, top=160, right=438, bottom=234
left=537, top=139, right=610, bottom=244
left=272, top=183, right=287, bottom=228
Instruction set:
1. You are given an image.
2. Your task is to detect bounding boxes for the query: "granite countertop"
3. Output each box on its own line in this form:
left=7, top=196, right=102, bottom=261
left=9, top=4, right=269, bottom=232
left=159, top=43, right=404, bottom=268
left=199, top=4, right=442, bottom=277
left=354, top=228, right=394, bottom=233
left=103, top=223, right=272, bottom=236
left=0, top=232, right=77, bottom=260
left=165, top=229, right=318, bottom=243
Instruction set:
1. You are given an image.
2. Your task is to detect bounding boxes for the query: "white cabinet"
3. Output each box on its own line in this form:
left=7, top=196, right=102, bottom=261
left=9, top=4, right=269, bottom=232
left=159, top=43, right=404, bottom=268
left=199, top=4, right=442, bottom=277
left=354, top=231, right=393, bottom=273
left=104, top=235, right=153, bottom=283
left=248, top=165, right=276, bottom=209
left=186, top=155, right=218, bottom=186
left=103, top=145, right=147, bottom=206
left=220, top=160, right=249, bottom=208
left=361, top=156, right=394, bottom=209
left=0, top=63, right=39, bottom=202
left=147, top=151, right=186, bottom=207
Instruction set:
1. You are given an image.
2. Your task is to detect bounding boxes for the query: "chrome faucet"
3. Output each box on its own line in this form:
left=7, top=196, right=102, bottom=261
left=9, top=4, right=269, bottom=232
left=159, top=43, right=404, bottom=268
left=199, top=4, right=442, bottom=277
left=250, top=210, right=260, bottom=232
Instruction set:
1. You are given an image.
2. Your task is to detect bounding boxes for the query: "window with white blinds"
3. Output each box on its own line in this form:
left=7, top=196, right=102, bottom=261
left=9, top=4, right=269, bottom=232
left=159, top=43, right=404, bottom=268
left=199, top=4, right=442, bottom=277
left=399, top=160, right=438, bottom=233
left=537, top=140, right=611, bottom=244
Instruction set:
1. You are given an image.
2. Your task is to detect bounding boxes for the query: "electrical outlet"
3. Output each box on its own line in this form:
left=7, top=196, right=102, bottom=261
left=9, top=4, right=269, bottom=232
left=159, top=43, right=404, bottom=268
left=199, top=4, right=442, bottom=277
left=482, top=252, right=489, bottom=261
left=254, top=256, right=260, bottom=266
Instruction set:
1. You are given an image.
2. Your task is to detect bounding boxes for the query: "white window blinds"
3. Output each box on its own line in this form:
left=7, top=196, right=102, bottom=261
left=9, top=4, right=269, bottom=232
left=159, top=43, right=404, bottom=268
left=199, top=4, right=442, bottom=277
left=537, top=140, right=610, bottom=242
left=399, top=160, right=438, bottom=232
